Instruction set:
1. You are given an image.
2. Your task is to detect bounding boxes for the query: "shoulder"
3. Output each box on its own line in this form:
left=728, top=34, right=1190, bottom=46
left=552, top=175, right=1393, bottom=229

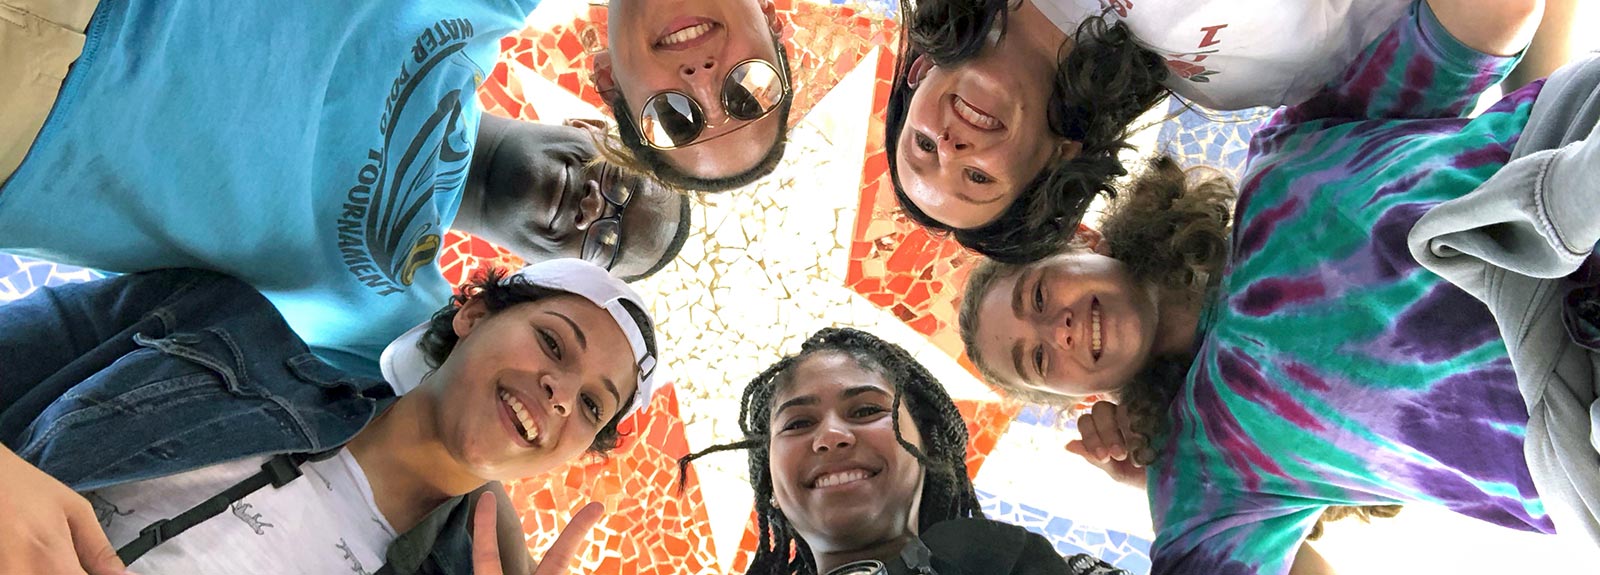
left=922, top=519, right=1077, bottom=575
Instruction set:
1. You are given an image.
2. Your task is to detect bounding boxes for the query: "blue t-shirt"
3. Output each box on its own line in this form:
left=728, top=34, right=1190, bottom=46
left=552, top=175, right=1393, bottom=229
left=0, top=0, right=540, bottom=376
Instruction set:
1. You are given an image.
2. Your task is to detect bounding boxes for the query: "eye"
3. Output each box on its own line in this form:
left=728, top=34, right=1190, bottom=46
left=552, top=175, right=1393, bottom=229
left=582, top=394, right=604, bottom=421
left=852, top=404, right=888, bottom=419
left=780, top=418, right=813, bottom=432
left=914, top=133, right=936, bottom=153
left=965, top=169, right=993, bottom=184
left=1033, top=281, right=1045, bottom=314
left=1033, top=345, right=1046, bottom=378
left=538, top=329, right=563, bottom=361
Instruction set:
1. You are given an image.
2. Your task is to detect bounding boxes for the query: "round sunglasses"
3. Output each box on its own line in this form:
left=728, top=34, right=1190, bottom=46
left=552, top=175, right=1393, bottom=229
left=634, top=58, right=790, bottom=150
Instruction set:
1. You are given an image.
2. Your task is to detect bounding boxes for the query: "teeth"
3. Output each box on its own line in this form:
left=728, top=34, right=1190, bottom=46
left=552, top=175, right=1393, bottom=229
left=953, top=97, right=1001, bottom=129
left=661, top=23, right=713, bottom=46
left=1091, top=305, right=1102, bottom=358
left=814, top=470, right=872, bottom=488
left=499, top=390, right=539, bottom=443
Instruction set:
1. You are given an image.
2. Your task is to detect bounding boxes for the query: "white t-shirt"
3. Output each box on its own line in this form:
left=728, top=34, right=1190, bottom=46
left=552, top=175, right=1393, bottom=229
left=88, top=449, right=397, bottom=575
left=1038, top=0, right=1409, bottom=109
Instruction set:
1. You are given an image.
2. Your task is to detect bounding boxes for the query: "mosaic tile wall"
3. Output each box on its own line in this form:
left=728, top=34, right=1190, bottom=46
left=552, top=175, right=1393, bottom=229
left=0, top=1, right=1273, bottom=573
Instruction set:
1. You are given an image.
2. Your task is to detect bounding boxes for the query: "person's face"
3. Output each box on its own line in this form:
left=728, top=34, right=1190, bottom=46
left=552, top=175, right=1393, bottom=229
left=895, top=36, right=1075, bottom=229
left=602, top=0, right=786, bottom=180
left=423, top=294, right=639, bottom=481
left=480, top=120, right=682, bottom=278
left=972, top=249, right=1159, bottom=399
left=767, top=353, right=925, bottom=553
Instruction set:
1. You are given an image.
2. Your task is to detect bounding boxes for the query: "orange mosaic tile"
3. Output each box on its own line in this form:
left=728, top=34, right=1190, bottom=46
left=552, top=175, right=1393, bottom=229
left=504, top=383, right=722, bottom=574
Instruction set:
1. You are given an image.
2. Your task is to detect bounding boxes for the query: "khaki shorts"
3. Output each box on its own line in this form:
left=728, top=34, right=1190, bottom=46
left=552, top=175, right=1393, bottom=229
left=1, top=0, right=97, bottom=182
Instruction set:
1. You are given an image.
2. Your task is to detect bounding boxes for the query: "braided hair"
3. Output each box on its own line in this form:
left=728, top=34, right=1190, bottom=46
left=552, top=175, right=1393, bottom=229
left=679, top=327, right=981, bottom=575
left=887, top=0, right=1170, bottom=264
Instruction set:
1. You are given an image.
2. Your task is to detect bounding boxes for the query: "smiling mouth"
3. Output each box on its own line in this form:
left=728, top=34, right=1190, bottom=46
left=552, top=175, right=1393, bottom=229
left=656, top=21, right=720, bottom=51
left=1090, top=297, right=1103, bottom=362
left=952, top=95, right=1003, bottom=131
left=499, top=388, right=542, bottom=446
left=810, top=469, right=877, bottom=489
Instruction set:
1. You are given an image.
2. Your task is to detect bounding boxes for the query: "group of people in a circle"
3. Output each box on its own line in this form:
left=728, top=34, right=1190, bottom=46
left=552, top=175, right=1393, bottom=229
left=2, top=0, right=1597, bottom=574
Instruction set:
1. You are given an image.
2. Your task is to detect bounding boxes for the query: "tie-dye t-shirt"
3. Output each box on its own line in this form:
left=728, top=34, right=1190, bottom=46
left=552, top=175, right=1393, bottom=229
left=1149, top=2, right=1555, bottom=573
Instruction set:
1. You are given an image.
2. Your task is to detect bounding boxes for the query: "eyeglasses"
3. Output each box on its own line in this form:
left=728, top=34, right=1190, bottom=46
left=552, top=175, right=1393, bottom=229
left=634, top=58, right=790, bottom=150
left=581, top=164, right=634, bottom=271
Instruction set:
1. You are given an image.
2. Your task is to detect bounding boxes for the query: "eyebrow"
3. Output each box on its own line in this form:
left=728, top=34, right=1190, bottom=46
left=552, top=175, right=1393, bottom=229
left=601, top=377, right=622, bottom=412
left=954, top=188, right=1005, bottom=206
left=545, top=311, right=587, bottom=350
left=772, top=385, right=893, bottom=419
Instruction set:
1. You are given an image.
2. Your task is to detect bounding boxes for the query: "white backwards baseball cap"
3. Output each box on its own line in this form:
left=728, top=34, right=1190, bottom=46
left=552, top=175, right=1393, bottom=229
left=379, top=259, right=659, bottom=417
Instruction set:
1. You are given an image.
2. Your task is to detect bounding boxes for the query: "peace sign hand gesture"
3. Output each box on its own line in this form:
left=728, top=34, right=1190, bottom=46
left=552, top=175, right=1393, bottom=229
left=472, top=492, right=604, bottom=575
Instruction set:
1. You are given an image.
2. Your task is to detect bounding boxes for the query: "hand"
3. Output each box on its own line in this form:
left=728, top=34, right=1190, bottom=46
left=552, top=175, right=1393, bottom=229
left=472, top=492, right=604, bottom=575
left=1065, top=401, right=1148, bottom=490
left=0, top=446, right=131, bottom=575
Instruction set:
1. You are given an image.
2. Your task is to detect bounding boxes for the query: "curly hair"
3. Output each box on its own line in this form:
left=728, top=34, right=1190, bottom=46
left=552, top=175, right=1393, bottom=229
left=957, top=156, right=1233, bottom=408
left=957, top=156, right=1397, bottom=537
left=416, top=267, right=650, bottom=454
left=887, top=1, right=1169, bottom=264
left=678, top=327, right=981, bottom=575
left=600, top=35, right=792, bottom=193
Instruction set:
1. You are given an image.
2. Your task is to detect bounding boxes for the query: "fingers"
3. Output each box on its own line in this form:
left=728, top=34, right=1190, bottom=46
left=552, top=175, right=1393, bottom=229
left=66, top=500, right=126, bottom=575
left=473, top=492, right=504, bottom=575
left=1089, top=402, right=1126, bottom=461
left=533, top=502, right=603, bottom=575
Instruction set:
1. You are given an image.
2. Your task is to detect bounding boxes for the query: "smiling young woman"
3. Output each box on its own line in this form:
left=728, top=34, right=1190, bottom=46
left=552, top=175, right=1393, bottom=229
left=679, top=327, right=1130, bottom=575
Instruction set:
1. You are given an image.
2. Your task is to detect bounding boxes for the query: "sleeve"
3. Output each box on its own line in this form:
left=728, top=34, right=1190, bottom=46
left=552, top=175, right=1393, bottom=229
left=1149, top=505, right=1324, bottom=575
left=0, top=270, right=220, bottom=413
left=1276, top=0, right=1522, bottom=124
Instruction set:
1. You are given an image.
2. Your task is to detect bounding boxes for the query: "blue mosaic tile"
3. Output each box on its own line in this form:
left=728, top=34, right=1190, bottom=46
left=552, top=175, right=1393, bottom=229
left=1153, top=98, right=1273, bottom=182
left=0, top=254, right=104, bottom=304
left=975, top=487, right=1152, bottom=574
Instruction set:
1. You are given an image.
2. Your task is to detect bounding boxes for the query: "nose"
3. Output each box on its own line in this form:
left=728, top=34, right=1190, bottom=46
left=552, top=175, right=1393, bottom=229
left=1048, top=310, right=1075, bottom=351
left=679, top=57, right=716, bottom=78
left=937, top=129, right=973, bottom=159
left=541, top=374, right=573, bottom=417
left=679, top=58, right=730, bottom=125
left=812, top=420, right=855, bottom=453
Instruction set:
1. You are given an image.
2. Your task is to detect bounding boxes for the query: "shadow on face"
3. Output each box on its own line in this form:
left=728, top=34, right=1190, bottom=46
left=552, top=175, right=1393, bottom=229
left=476, top=119, right=683, bottom=277
left=766, top=352, right=926, bottom=554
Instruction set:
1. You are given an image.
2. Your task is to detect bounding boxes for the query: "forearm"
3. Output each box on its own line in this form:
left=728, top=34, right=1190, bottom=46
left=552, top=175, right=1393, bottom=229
left=1427, top=0, right=1544, bottom=57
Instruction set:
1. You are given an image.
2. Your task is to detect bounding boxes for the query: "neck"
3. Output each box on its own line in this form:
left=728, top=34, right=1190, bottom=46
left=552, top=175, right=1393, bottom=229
left=458, top=114, right=512, bottom=238
left=812, top=534, right=915, bottom=574
left=1015, top=0, right=1071, bottom=56
left=1152, top=287, right=1203, bottom=357
left=347, top=394, right=488, bottom=533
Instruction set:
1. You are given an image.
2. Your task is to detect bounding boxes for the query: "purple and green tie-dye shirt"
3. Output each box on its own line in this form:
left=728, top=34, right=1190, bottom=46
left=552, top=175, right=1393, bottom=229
left=1149, top=2, right=1555, bottom=573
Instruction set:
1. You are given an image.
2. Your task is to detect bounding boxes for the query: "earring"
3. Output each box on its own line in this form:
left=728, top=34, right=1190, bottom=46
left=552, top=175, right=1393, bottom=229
left=769, top=496, right=779, bottom=510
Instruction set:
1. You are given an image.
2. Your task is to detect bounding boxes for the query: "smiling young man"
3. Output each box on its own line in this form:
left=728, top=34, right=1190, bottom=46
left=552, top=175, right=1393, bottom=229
left=592, top=0, right=795, bottom=192
left=0, top=0, right=694, bottom=379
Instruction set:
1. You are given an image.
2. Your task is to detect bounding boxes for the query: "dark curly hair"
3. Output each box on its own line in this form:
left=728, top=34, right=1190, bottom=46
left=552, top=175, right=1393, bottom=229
left=887, top=0, right=1169, bottom=264
left=417, top=267, right=652, bottom=454
left=602, top=35, right=792, bottom=193
left=678, top=327, right=981, bottom=575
